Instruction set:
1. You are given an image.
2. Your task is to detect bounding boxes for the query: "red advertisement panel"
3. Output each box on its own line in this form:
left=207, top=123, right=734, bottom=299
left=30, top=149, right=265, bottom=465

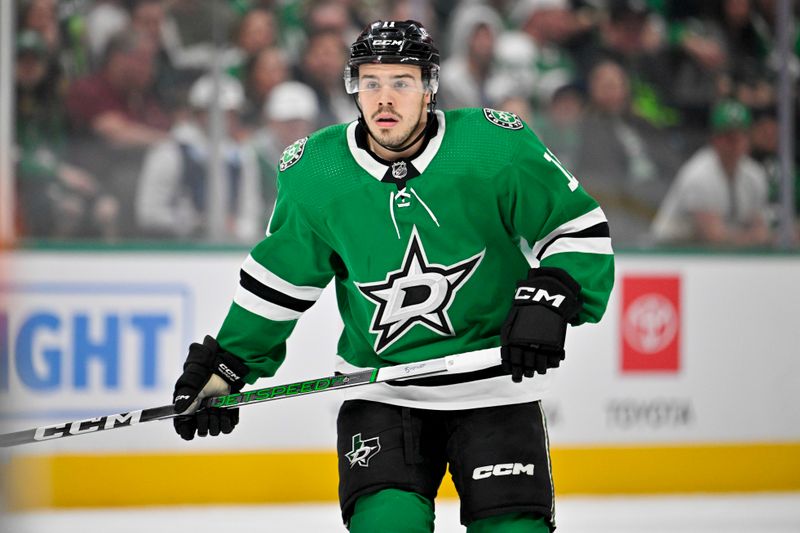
left=621, top=276, right=681, bottom=372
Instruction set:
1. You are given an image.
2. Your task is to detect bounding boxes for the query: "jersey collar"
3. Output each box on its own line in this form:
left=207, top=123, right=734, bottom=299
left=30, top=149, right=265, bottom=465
left=346, top=109, right=446, bottom=181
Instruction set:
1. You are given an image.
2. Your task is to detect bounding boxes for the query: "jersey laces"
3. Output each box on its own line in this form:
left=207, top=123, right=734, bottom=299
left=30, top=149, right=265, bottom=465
left=389, top=186, right=440, bottom=239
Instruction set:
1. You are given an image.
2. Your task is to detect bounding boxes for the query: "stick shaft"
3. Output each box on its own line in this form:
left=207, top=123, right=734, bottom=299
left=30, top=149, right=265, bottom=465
left=0, top=405, right=175, bottom=448
left=0, top=350, right=500, bottom=447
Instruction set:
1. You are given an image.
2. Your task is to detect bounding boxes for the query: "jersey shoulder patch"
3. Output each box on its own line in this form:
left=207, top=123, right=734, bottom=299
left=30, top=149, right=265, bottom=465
left=279, top=137, right=308, bottom=171
left=482, top=108, right=524, bottom=130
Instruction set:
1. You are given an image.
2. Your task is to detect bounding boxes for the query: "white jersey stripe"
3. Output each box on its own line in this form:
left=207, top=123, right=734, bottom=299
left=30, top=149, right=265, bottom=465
left=540, top=237, right=613, bottom=259
left=530, top=207, right=609, bottom=259
left=346, top=122, right=387, bottom=180
left=409, top=110, right=446, bottom=173
left=234, top=286, right=302, bottom=321
left=242, top=255, right=324, bottom=302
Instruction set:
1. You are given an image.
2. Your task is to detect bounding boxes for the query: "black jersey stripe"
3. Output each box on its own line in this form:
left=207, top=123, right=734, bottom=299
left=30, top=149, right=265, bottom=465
left=239, top=269, right=315, bottom=313
left=535, top=222, right=611, bottom=260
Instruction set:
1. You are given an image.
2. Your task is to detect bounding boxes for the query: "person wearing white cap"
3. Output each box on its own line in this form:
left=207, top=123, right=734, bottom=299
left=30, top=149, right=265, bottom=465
left=136, top=74, right=264, bottom=241
left=438, top=3, right=505, bottom=109
left=249, top=80, right=320, bottom=220
left=508, top=0, right=578, bottom=107
left=264, top=81, right=320, bottom=142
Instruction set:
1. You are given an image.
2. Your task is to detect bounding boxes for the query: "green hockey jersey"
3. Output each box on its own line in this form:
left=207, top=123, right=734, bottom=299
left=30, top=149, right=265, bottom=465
left=216, top=108, right=614, bottom=409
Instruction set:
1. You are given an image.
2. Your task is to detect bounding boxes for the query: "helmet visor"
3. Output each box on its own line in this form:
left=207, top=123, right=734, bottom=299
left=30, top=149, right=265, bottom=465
left=343, top=64, right=439, bottom=95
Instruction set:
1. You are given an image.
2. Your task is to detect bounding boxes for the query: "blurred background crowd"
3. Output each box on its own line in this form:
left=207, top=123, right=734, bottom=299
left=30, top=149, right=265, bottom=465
left=8, top=0, right=799, bottom=248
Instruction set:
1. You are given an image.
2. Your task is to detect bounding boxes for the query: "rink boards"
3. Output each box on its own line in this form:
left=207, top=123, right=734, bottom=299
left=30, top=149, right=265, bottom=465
left=1, top=249, right=799, bottom=509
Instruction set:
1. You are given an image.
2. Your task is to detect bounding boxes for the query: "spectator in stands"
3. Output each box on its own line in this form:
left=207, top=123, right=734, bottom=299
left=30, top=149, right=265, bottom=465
left=295, top=30, right=357, bottom=128
left=84, top=0, right=130, bottom=64
left=17, top=0, right=65, bottom=87
left=136, top=75, right=263, bottom=242
left=130, top=0, right=184, bottom=107
left=66, top=31, right=171, bottom=235
left=15, top=30, right=119, bottom=241
left=240, top=46, right=290, bottom=129
left=491, top=30, right=537, bottom=106
left=651, top=100, right=772, bottom=247
left=20, top=0, right=93, bottom=81
left=250, top=81, right=320, bottom=222
left=749, top=106, right=800, bottom=241
left=531, top=82, right=585, bottom=169
left=571, top=0, right=677, bottom=130
left=228, top=8, right=279, bottom=80
left=509, top=0, right=579, bottom=108
left=716, top=0, right=769, bottom=85
left=238, top=7, right=278, bottom=53
left=661, top=0, right=777, bottom=139
left=18, top=0, right=60, bottom=55
left=305, top=0, right=363, bottom=43
left=66, top=30, right=170, bottom=148
left=664, top=6, right=729, bottom=132
left=722, top=0, right=779, bottom=114
left=575, top=60, right=672, bottom=247
left=752, top=0, right=800, bottom=81
left=439, top=3, right=504, bottom=109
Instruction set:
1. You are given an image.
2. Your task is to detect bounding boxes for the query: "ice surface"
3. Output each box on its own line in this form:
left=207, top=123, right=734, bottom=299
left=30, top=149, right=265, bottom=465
left=3, top=493, right=799, bottom=533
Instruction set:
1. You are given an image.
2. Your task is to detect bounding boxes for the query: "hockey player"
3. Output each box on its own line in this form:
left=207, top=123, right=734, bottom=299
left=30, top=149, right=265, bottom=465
left=172, top=20, right=614, bottom=533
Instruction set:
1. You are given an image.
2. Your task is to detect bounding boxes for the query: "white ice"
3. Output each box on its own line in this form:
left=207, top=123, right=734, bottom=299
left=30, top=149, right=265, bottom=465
left=3, top=493, right=799, bottom=532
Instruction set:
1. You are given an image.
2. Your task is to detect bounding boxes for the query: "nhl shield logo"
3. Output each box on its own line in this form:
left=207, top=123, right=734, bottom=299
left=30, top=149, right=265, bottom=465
left=279, top=137, right=308, bottom=171
left=483, top=108, right=523, bottom=130
left=391, top=161, right=408, bottom=180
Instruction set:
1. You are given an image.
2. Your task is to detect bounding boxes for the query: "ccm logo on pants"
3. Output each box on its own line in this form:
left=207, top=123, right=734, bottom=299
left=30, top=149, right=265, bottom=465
left=472, top=463, right=534, bottom=480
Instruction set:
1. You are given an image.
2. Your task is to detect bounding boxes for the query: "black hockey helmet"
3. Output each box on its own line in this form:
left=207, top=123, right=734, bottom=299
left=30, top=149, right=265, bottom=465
left=343, top=20, right=440, bottom=95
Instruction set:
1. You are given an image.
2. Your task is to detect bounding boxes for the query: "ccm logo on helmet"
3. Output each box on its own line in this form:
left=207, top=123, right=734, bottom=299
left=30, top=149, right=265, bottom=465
left=514, top=287, right=565, bottom=307
left=472, top=463, right=535, bottom=480
left=373, top=39, right=403, bottom=46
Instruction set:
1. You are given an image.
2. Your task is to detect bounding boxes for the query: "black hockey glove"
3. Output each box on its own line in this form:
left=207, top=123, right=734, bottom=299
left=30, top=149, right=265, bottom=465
left=172, top=335, right=249, bottom=441
left=501, top=267, right=583, bottom=382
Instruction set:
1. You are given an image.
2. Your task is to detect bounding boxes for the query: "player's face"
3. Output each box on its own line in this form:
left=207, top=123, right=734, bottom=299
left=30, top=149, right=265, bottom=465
left=357, top=64, right=431, bottom=154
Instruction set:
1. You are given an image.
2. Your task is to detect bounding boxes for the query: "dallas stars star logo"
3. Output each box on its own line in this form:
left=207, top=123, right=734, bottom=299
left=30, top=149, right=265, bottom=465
left=483, top=108, right=523, bottom=130
left=356, top=227, right=485, bottom=354
left=345, top=433, right=381, bottom=468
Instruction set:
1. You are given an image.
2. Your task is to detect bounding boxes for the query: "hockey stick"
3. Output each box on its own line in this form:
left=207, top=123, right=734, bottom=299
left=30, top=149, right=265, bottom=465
left=0, top=349, right=501, bottom=447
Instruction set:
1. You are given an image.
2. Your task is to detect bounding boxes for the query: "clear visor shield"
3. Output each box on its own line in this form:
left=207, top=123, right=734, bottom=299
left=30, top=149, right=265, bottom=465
left=343, top=65, right=439, bottom=95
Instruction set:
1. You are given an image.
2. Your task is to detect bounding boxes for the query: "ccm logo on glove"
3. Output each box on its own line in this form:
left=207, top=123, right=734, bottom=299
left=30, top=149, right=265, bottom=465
left=217, top=362, right=243, bottom=382
left=513, top=287, right=566, bottom=307
left=501, top=267, right=583, bottom=382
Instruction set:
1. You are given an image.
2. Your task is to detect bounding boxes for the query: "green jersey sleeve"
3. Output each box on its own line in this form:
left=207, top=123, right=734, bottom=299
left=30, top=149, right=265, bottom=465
left=496, top=127, right=615, bottom=325
left=216, top=171, right=336, bottom=383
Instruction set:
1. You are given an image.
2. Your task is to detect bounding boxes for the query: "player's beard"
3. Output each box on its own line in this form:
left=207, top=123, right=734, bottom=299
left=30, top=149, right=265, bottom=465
left=369, top=100, right=427, bottom=151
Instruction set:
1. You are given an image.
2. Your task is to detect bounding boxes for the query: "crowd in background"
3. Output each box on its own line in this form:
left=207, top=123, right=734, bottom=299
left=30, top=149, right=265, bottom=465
left=12, top=0, right=800, bottom=248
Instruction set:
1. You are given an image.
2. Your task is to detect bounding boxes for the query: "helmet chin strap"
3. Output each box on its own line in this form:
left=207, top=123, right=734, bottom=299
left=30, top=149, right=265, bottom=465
left=354, top=94, right=436, bottom=155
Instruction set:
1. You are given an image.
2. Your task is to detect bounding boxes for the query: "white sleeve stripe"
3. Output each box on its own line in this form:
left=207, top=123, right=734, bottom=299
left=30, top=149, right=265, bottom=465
left=234, top=286, right=302, bottom=321
left=540, top=237, right=614, bottom=259
left=531, top=207, right=609, bottom=258
left=241, top=255, right=324, bottom=302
